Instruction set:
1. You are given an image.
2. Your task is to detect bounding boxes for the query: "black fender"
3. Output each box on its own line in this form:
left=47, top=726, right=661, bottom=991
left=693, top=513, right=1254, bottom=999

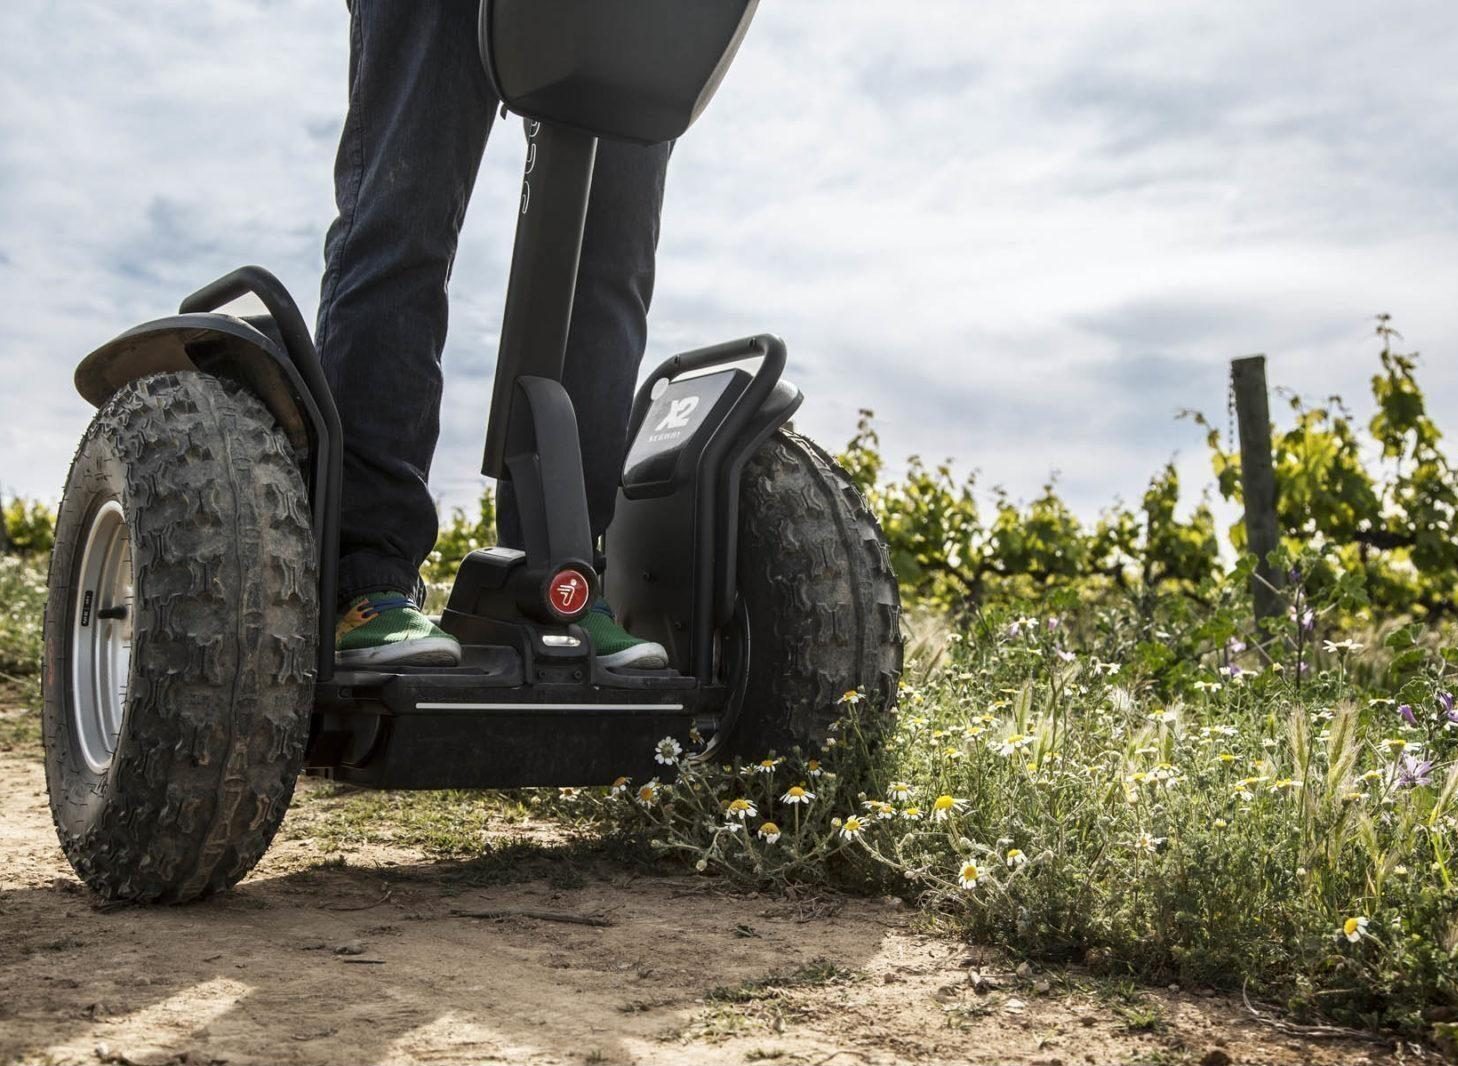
left=76, top=313, right=321, bottom=453
left=604, top=334, right=802, bottom=679
left=73, top=266, right=343, bottom=683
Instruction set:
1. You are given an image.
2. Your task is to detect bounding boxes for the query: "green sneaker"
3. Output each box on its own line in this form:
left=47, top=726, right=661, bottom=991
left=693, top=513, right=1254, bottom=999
left=335, top=589, right=462, bottom=668
left=579, top=601, right=668, bottom=670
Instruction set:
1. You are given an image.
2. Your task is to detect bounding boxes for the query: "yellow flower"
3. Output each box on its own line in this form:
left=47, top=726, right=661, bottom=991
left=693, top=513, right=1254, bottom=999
left=1340, top=916, right=1368, bottom=943
left=887, top=781, right=913, bottom=801
left=557, top=787, right=581, bottom=801
left=757, top=821, right=781, bottom=844
left=780, top=785, right=815, bottom=806
left=931, top=794, right=969, bottom=821
left=1131, top=832, right=1165, bottom=853
left=806, top=759, right=823, bottom=777
left=1217, top=752, right=1237, bottom=764
left=840, top=816, right=866, bottom=840
left=900, top=805, right=924, bottom=820
left=726, top=797, right=758, bottom=820
left=958, top=862, right=982, bottom=889
left=862, top=800, right=895, bottom=821
left=609, top=776, right=631, bottom=797
left=838, top=689, right=865, bottom=705
left=753, top=757, right=783, bottom=774
left=1005, top=848, right=1027, bottom=868
left=994, top=733, right=1034, bottom=757
left=636, top=781, right=661, bottom=806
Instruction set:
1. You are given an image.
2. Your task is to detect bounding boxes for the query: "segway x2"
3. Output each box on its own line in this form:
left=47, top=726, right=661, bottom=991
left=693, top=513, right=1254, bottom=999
left=42, top=0, right=902, bottom=903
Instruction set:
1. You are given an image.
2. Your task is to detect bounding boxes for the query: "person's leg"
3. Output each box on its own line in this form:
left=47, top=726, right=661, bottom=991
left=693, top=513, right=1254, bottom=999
left=317, top=0, right=498, bottom=605
left=496, top=139, right=673, bottom=549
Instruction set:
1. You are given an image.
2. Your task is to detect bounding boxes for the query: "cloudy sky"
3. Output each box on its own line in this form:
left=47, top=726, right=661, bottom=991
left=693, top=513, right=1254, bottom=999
left=3, top=1, right=1456, bottom=527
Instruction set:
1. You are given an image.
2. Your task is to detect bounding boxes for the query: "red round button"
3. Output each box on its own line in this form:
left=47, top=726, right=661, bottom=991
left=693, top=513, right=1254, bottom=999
left=547, top=568, right=592, bottom=618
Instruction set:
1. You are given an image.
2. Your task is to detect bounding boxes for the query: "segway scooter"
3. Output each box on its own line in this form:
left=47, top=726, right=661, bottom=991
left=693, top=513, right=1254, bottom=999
left=42, top=0, right=901, bottom=903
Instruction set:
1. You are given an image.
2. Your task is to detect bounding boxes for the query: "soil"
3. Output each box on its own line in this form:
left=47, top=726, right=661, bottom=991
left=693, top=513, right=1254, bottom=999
left=0, top=747, right=1423, bottom=1066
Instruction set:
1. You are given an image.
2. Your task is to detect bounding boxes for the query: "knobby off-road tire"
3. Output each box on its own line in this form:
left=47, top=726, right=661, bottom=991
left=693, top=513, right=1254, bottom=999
left=43, top=371, right=317, bottom=903
left=722, top=430, right=902, bottom=757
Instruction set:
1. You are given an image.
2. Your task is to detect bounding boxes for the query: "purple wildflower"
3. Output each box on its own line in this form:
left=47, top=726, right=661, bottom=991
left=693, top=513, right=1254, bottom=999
left=1398, top=704, right=1417, bottom=726
left=1439, top=691, right=1454, bottom=716
left=1227, top=638, right=1247, bottom=655
left=1397, top=755, right=1434, bottom=789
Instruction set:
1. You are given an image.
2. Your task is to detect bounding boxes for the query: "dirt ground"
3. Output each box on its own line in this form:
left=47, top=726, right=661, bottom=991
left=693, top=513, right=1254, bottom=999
left=0, top=748, right=1429, bottom=1066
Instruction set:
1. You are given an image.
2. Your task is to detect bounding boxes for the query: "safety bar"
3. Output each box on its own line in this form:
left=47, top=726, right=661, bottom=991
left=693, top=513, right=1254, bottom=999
left=180, top=266, right=344, bottom=684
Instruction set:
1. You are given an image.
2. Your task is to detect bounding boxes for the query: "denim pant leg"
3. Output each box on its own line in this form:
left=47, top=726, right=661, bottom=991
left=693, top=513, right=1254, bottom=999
left=495, top=139, right=673, bottom=550
left=316, top=0, right=498, bottom=604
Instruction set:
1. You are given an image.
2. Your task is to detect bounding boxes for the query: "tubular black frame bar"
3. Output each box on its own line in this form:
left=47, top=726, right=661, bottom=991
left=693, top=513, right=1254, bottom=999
left=178, top=266, right=344, bottom=683
left=628, top=333, right=790, bottom=681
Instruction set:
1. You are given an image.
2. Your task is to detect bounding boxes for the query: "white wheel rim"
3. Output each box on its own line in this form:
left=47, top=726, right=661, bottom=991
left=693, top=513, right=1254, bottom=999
left=71, top=499, right=134, bottom=774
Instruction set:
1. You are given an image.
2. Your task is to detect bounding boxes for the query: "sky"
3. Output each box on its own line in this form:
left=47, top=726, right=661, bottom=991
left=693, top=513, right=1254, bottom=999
left=2, top=1, right=1456, bottom=527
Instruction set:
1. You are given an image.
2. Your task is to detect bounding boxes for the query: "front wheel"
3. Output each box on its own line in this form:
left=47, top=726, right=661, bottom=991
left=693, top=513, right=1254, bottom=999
left=716, top=431, right=902, bottom=758
left=43, top=371, right=318, bottom=903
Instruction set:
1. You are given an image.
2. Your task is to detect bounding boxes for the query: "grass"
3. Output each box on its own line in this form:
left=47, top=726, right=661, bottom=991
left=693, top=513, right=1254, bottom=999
left=0, top=554, right=46, bottom=751
left=705, top=959, right=853, bottom=1004
left=675, top=959, right=856, bottom=1043
left=568, top=593, right=1458, bottom=1038
left=280, top=781, right=654, bottom=890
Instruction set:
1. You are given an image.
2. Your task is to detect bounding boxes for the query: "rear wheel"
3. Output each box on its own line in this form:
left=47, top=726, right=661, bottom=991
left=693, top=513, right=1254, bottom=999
left=43, top=371, right=317, bottom=903
left=716, top=430, right=902, bottom=757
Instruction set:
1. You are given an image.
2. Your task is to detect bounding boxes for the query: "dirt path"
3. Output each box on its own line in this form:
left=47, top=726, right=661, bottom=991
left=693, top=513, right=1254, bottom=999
left=0, top=751, right=1408, bottom=1066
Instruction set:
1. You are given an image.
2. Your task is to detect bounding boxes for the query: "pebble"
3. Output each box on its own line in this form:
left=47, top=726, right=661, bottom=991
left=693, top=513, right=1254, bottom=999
left=334, top=940, right=365, bottom=956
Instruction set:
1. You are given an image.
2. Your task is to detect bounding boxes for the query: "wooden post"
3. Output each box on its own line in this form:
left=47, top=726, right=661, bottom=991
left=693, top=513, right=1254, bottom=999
left=1231, top=355, right=1282, bottom=621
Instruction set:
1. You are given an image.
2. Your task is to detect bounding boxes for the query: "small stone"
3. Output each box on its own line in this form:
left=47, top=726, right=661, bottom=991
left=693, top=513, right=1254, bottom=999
left=1199, top=1051, right=1232, bottom=1066
left=1167, top=982, right=1181, bottom=993
left=334, top=940, right=365, bottom=956
left=968, top=970, right=999, bottom=994
left=1016, top=961, right=1033, bottom=980
left=1034, top=978, right=1052, bottom=994
left=1004, top=997, right=1026, bottom=1014
left=880, top=895, right=905, bottom=909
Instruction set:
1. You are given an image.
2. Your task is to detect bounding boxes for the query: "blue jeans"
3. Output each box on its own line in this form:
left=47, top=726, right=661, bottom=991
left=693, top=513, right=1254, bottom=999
left=316, top=0, right=671, bottom=604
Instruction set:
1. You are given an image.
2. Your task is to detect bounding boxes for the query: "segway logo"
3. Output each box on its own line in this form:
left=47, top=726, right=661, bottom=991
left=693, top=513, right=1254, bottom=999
left=550, top=570, right=591, bottom=616
left=653, top=395, right=700, bottom=433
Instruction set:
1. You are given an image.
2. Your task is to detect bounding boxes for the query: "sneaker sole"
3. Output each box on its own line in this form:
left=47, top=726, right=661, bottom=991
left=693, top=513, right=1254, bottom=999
left=597, top=641, right=670, bottom=670
left=336, top=637, right=463, bottom=669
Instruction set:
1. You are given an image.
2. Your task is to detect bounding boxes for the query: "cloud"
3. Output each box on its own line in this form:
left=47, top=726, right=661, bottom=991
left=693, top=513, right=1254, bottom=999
left=1, top=0, right=1455, bottom=539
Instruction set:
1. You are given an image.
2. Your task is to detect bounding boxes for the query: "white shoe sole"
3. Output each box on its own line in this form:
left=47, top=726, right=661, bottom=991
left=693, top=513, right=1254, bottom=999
left=597, top=641, right=669, bottom=670
left=336, top=636, right=462, bottom=668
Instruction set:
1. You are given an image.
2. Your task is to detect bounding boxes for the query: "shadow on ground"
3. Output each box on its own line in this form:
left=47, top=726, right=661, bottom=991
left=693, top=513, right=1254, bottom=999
left=1, top=795, right=892, bottom=1066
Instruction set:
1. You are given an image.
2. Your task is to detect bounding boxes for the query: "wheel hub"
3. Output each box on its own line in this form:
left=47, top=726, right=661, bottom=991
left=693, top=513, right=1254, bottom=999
left=70, top=499, right=133, bottom=773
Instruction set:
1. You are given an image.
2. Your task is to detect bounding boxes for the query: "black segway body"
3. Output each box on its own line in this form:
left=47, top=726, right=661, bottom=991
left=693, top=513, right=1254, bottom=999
left=42, top=0, right=900, bottom=903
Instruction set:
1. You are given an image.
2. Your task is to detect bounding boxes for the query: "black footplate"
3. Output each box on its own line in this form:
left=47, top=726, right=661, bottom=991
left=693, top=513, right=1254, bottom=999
left=307, top=657, right=713, bottom=789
